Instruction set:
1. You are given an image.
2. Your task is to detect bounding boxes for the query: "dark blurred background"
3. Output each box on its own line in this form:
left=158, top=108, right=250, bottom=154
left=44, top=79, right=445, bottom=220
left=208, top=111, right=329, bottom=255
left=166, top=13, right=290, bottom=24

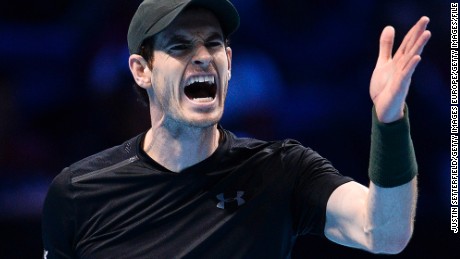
left=0, top=0, right=452, bottom=258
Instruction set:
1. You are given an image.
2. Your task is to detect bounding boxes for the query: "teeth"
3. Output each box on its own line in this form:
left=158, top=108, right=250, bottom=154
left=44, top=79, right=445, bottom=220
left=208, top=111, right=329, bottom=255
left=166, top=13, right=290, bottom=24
left=186, top=75, right=215, bottom=86
left=192, top=97, right=214, bottom=102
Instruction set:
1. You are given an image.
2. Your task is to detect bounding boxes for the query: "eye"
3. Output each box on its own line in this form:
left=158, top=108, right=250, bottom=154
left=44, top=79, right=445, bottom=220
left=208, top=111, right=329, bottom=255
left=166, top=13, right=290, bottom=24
left=170, top=44, right=190, bottom=51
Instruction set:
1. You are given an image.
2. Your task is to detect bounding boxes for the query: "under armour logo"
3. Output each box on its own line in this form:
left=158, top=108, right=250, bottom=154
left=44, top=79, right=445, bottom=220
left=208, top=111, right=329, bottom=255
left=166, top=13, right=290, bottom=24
left=216, top=191, right=245, bottom=209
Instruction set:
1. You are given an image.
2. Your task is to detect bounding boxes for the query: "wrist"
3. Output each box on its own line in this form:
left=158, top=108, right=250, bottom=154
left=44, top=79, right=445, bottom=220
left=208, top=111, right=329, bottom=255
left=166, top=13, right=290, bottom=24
left=368, top=104, right=418, bottom=187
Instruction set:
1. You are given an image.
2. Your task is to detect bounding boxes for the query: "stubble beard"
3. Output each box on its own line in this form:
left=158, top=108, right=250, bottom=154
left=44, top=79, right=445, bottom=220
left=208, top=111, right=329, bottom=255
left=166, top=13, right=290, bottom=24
left=163, top=108, right=224, bottom=132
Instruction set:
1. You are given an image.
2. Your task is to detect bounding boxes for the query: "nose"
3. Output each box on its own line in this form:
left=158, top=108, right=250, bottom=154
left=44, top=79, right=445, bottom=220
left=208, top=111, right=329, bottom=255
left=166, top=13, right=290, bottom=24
left=192, top=45, right=212, bottom=68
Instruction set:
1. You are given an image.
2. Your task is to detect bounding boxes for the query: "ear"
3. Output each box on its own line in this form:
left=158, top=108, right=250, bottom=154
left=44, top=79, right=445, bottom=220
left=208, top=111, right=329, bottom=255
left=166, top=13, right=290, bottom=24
left=226, top=47, right=232, bottom=80
left=129, top=54, right=152, bottom=89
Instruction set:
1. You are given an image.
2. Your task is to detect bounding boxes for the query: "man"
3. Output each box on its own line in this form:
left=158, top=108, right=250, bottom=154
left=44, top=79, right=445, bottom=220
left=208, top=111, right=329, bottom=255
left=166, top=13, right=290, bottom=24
left=42, top=0, right=431, bottom=258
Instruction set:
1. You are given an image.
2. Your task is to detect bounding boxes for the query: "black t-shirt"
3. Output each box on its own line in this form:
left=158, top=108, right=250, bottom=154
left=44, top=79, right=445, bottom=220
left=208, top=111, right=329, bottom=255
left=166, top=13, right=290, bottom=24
left=42, top=127, right=353, bottom=259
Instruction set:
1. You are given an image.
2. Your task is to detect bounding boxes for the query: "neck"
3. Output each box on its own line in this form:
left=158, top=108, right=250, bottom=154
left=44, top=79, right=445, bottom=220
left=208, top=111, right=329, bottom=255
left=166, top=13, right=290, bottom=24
left=143, top=122, right=220, bottom=173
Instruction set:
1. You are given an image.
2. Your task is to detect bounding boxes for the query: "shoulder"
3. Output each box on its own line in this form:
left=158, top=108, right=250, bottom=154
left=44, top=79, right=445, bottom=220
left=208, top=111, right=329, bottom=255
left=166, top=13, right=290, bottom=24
left=67, top=134, right=142, bottom=180
left=220, top=127, right=321, bottom=166
left=44, top=134, right=144, bottom=208
left=44, top=134, right=144, bottom=190
left=222, top=127, right=304, bottom=152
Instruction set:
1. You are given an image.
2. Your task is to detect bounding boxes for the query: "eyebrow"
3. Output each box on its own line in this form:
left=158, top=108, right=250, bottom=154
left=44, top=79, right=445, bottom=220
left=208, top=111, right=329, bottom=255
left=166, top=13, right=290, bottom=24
left=162, top=31, right=224, bottom=47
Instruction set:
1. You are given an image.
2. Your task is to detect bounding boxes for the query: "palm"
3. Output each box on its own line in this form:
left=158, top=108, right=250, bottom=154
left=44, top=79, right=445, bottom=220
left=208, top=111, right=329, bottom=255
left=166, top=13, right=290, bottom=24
left=370, top=17, right=431, bottom=123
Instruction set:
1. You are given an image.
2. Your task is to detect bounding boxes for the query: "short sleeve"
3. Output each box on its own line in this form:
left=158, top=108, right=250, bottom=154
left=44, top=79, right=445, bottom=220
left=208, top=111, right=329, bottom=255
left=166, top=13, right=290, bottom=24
left=42, top=168, right=76, bottom=258
left=285, top=144, right=353, bottom=236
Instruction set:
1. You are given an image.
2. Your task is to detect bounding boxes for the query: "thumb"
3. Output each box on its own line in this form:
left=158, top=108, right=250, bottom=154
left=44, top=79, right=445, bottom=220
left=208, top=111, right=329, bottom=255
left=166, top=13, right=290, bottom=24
left=376, top=26, right=395, bottom=66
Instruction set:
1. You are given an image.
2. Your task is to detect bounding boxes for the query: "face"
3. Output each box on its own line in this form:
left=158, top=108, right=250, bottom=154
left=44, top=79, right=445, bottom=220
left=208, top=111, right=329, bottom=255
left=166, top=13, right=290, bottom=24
left=144, top=7, right=232, bottom=129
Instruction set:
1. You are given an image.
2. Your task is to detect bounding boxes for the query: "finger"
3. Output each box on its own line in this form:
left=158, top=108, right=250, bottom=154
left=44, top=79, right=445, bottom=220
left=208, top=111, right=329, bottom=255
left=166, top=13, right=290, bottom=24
left=396, top=17, right=428, bottom=56
left=404, top=16, right=430, bottom=55
left=394, top=16, right=430, bottom=61
left=400, top=55, right=422, bottom=83
left=409, top=29, right=431, bottom=56
left=376, top=26, right=395, bottom=66
left=397, top=30, right=431, bottom=71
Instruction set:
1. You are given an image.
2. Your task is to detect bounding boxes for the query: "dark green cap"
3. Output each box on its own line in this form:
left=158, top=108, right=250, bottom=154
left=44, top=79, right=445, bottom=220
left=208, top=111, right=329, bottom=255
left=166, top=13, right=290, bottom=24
left=127, top=0, right=240, bottom=54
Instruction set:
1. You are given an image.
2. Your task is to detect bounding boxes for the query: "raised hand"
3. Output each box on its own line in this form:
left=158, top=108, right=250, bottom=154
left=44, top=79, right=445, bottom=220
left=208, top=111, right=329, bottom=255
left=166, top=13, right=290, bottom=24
left=369, top=16, right=431, bottom=123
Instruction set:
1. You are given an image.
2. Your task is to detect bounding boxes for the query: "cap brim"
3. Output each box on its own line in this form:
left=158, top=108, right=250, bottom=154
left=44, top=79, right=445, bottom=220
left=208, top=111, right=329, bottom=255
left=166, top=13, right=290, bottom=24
left=128, top=0, right=240, bottom=54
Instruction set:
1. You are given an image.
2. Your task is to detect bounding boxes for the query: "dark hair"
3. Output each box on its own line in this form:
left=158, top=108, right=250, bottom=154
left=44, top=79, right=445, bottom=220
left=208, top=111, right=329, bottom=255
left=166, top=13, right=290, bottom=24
left=132, top=36, right=231, bottom=107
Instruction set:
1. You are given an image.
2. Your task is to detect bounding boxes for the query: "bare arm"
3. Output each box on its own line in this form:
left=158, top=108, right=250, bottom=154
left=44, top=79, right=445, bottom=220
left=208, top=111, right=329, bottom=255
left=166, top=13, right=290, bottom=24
left=325, top=180, right=417, bottom=254
left=324, top=16, right=431, bottom=254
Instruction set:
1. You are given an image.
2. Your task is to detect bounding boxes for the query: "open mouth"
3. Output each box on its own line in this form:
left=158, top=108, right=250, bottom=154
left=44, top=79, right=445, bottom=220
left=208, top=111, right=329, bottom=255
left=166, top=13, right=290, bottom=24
left=184, top=75, right=217, bottom=103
